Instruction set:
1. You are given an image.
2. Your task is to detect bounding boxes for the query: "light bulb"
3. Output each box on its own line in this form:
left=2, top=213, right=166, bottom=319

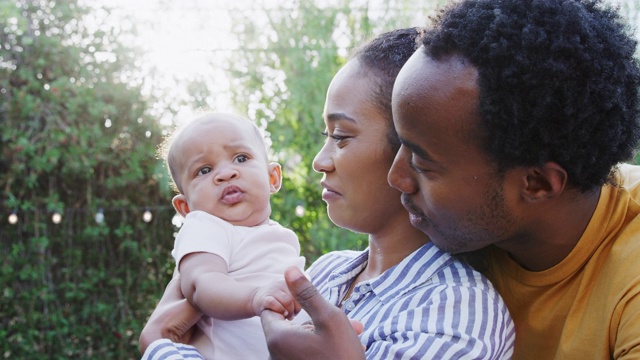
left=8, top=212, right=18, bottom=225
left=171, top=213, right=183, bottom=228
left=95, top=209, right=105, bottom=224
left=52, top=212, right=62, bottom=224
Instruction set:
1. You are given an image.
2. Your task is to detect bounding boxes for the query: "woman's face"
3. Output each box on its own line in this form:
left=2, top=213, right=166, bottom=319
left=313, top=59, right=406, bottom=234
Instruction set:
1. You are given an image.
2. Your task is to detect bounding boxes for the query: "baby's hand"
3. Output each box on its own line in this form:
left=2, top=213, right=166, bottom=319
left=251, top=280, right=300, bottom=320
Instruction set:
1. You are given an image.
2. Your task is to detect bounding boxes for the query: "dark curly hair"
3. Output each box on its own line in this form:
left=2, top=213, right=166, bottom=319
left=421, top=0, right=640, bottom=191
left=351, top=27, right=423, bottom=153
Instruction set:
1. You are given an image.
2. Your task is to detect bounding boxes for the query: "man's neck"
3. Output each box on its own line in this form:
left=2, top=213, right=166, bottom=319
left=501, top=188, right=601, bottom=271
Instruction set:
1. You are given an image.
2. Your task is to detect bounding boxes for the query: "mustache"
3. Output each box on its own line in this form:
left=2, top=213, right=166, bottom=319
left=400, top=194, right=422, bottom=216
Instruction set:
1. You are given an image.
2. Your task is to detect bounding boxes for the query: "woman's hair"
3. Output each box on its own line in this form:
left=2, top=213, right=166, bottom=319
left=421, top=0, right=640, bottom=191
left=350, top=27, right=423, bottom=152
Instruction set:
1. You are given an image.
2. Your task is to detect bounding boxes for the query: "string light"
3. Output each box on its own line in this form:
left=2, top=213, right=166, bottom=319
left=171, top=213, right=183, bottom=228
left=142, top=209, right=153, bottom=223
left=4, top=206, right=180, bottom=227
left=295, top=202, right=305, bottom=217
left=52, top=211, right=62, bottom=224
left=95, top=208, right=105, bottom=224
left=2, top=205, right=310, bottom=228
left=8, top=211, right=18, bottom=225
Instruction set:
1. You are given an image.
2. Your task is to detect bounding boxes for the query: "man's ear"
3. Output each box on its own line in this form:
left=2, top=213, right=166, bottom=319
left=522, top=162, right=567, bottom=202
left=268, top=162, right=283, bottom=193
left=172, top=194, right=191, bottom=217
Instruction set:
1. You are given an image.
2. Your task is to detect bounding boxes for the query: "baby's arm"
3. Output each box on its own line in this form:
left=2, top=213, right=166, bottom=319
left=179, top=252, right=298, bottom=320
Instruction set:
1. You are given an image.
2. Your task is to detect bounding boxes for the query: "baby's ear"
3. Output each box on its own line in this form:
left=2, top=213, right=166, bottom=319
left=172, top=194, right=191, bottom=217
left=268, top=163, right=282, bottom=193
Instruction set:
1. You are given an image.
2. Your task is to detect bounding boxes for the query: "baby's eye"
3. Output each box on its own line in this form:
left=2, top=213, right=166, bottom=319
left=197, top=166, right=212, bottom=176
left=235, top=154, right=249, bottom=163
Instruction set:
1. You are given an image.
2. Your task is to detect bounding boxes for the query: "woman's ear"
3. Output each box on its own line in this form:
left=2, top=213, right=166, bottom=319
left=172, top=194, right=191, bottom=217
left=522, top=162, right=567, bottom=202
left=268, top=163, right=283, bottom=193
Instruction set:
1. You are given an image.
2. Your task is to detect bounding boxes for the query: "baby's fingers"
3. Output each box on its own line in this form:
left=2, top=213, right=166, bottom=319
left=263, top=295, right=291, bottom=319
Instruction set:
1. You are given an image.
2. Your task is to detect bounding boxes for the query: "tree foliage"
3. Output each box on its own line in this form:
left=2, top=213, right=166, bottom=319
left=225, top=0, right=365, bottom=262
left=0, top=1, right=173, bottom=358
left=223, top=0, right=444, bottom=261
left=0, top=1, right=443, bottom=357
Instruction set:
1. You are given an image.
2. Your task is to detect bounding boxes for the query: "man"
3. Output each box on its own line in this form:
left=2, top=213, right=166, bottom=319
left=264, top=0, right=640, bottom=359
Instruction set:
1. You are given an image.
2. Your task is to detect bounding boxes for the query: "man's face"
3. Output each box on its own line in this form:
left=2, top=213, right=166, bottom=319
left=388, top=50, right=518, bottom=254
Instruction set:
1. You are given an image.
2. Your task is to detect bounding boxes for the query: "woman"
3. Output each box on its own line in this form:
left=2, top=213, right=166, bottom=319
left=140, top=28, right=515, bottom=360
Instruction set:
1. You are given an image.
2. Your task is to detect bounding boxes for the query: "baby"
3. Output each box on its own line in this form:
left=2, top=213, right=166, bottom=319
left=161, top=112, right=305, bottom=359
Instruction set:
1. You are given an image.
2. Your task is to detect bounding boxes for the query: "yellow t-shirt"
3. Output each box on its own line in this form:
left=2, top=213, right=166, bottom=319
left=486, top=164, right=640, bottom=359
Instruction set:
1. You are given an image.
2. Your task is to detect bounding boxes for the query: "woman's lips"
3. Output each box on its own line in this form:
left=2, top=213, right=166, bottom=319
left=320, top=182, right=341, bottom=201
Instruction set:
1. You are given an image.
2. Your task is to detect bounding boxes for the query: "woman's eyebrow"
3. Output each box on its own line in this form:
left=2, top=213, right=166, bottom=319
left=326, top=112, right=357, bottom=124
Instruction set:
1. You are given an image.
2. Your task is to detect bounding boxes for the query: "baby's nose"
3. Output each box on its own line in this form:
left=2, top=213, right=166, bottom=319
left=214, top=166, right=239, bottom=183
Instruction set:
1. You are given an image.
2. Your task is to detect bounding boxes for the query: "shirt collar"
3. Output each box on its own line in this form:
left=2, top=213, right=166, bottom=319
left=326, top=242, right=456, bottom=304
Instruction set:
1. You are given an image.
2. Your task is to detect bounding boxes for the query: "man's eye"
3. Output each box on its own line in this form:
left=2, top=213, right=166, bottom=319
left=409, top=156, right=429, bottom=174
left=235, top=155, right=249, bottom=163
left=197, top=167, right=212, bottom=176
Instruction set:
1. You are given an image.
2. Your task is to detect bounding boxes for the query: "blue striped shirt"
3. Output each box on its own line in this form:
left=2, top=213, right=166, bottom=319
left=142, top=242, right=515, bottom=360
left=142, top=339, right=204, bottom=360
left=307, top=242, right=515, bottom=359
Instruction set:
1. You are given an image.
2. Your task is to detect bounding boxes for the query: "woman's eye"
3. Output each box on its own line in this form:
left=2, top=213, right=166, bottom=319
left=235, top=154, right=249, bottom=163
left=320, top=131, right=348, bottom=142
left=197, top=167, right=212, bottom=176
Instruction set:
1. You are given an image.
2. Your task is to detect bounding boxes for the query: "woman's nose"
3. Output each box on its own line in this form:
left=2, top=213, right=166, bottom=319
left=312, top=143, right=334, bottom=173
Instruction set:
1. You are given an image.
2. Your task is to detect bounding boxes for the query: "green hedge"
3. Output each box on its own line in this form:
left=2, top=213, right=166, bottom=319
left=0, top=1, right=367, bottom=358
left=1, top=207, right=176, bottom=359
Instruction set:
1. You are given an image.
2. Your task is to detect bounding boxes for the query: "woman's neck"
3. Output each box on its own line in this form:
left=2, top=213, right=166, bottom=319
left=364, top=217, right=429, bottom=278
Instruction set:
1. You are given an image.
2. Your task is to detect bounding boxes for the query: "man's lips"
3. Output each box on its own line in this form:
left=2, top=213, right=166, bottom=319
left=221, top=185, right=245, bottom=205
left=401, top=194, right=426, bottom=222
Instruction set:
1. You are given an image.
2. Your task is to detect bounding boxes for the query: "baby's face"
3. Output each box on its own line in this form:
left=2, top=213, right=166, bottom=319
left=173, top=117, right=278, bottom=226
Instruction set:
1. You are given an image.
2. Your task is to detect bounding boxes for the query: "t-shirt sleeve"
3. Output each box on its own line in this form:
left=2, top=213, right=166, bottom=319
left=171, top=211, right=234, bottom=270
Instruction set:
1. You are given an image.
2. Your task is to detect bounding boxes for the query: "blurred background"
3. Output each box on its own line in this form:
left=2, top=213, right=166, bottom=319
left=1, top=0, right=639, bottom=358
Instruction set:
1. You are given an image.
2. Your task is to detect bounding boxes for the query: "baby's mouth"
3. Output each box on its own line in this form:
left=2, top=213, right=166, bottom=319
left=221, top=185, right=244, bottom=205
